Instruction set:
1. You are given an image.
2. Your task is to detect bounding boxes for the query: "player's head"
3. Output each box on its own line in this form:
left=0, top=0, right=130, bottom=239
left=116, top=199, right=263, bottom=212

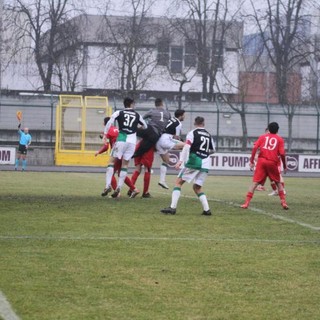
left=174, top=109, right=185, bottom=120
left=103, top=117, right=110, bottom=126
left=24, top=128, right=29, bottom=133
left=155, top=98, right=163, bottom=107
left=123, top=97, right=135, bottom=108
left=194, top=116, right=205, bottom=127
left=268, top=122, right=279, bottom=134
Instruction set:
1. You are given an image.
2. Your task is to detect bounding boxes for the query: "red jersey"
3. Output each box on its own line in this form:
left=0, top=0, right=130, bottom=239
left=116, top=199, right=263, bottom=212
left=250, top=133, right=286, bottom=169
left=105, top=126, right=119, bottom=148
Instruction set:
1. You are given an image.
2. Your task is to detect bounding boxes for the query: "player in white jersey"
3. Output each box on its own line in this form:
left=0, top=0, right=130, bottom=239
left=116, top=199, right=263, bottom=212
left=101, top=97, right=147, bottom=198
left=161, top=116, right=215, bottom=216
left=156, top=109, right=186, bottom=189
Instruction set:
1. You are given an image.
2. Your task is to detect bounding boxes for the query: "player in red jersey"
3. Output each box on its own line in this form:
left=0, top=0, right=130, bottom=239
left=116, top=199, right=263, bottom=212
left=96, top=117, right=138, bottom=197
left=129, top=141, right=155, bottom=198
left=241, top=122, right=289, bottom=210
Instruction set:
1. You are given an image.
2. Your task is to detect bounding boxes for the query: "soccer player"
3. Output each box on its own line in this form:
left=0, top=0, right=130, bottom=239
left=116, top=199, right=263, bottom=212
left=133, top=98, right=171, bottom=158
left=161, top=116, right=215, bottom=216
left=156, top=109, right=186, bottom=189
left=97, top=117, right=138, bottom=197
left=15, top=124, right=32, bottom=171
left=130, top=141, right=155, bottom=198
left=101, top=97, right=147, bottom=198
left=241, top=122, right=289, bottom=210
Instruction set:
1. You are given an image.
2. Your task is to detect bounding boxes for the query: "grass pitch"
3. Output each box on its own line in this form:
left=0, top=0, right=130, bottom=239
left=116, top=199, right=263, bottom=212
left=0, top=171, right=319, bottom=320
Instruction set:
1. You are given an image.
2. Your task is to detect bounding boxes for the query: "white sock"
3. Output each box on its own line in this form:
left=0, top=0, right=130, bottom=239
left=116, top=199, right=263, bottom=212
left=198, top=193, right=210, bottom=211
left=170, top=187, right=181, bottom=209
left=117, top=168, right=128, bottom=190
left=160, top=163, right=167, bottom=182
left=106, top=165, right=114, bottom=188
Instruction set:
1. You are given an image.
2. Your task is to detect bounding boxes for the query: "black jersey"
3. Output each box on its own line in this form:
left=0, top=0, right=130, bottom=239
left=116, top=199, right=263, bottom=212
left=164, top=117, right=182, bottom=135
left=188, top=128, right=215, bottom=159
left=115, top=109, right=145, bottom=134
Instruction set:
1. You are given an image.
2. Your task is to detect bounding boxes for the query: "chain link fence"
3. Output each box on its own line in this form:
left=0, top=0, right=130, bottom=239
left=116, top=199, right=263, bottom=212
left=1, top=95, right=319, bottom=154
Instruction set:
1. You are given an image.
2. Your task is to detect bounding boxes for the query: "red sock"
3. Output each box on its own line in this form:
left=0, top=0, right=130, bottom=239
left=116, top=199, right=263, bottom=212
left=131, top=170, right=140, bottom=185
left=270, top=182, right=277, bottom=191
left=245, top=192, right=253, bottom=204
left=278, top=190, right=286, bottom=201
left=111, top=175, right=117, bottom=190
left=143, top=172, right=151, bottom=194
left=125, top=176, right=135, bottom=191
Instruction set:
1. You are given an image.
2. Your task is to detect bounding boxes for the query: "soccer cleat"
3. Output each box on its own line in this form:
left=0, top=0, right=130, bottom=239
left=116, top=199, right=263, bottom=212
left=111, top=188, right=121, bottom=198
left=127, top=189, right=133, bottom=197
left=101, top=186, right=112, bottom=197
left=202, top=210, right=212, bottom=216
left=268, top=191, right=278, bottom=196
left=240, top=203, right=249, bottom=209
left=141, top=192, right=152, bottom=198
left=129, top=189, right=140, bottom=199
left=158, top=181, right=169, bottom=190
left=161, top=207, right=176, bottom=215
left=281, top=201, right=289, bottom=210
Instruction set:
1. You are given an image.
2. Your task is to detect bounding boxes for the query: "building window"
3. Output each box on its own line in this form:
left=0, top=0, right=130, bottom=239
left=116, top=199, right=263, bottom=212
left=171, top=46, right=183, bottom=73
left=157, top=39, right=170, bottom=66
left=212, top=40, right=224, bottom=69
left=185, top=40, right=197, bottom=68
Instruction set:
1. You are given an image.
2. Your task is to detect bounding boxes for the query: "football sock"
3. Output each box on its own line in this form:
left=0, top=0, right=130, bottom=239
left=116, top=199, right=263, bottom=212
left=270, top=182, right=277, bottom=191
left=15, top=159, right=19, bottom=168
left=105, top=165, right=114, bottom=188
left=244, top=191, right=253, bottom=204
left=117, top=168, right=128, bottom=189
left=124, top=176, right=135, bottom=190
left=170, top=187, right=181, bottom=209
left=198, top=192, right=209, bottom=211
left=111, top=175, right=117, bottom=190
left=278, top=190, right=286, bottom=201
left=131, top=170, right=140, bottom=185
left=159, top=163, right=168, bottom=182
left=22, top=159, right=27, bottom=170
left=143, top=171, right=151, bottom=194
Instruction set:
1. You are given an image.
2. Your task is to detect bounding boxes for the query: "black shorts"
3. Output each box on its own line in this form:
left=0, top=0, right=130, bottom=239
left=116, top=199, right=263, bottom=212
left=18, top=144, right=28, bottom=155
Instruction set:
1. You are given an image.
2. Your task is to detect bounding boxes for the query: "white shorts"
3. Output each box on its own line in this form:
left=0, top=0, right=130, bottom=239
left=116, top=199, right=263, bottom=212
left=111, top=141, right=135, bottom=161
left=178, top=167, right=208, bottom=186
left=156, top=134, right=179, bottom=155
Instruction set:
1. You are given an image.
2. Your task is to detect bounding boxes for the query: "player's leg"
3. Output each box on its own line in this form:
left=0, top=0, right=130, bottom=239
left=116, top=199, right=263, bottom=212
left=112, top=142, right=135, bottom=198
left=159, top=153, right=169, bottom=189
left=241, top=160, right=266, bottom=208
left=101, top=155, right=116, bottom=196
left=142, top=167, right=152, bottom=197
left=161, top=177, right=185, bottom=214
left=193, top=172, right=211, bottom=215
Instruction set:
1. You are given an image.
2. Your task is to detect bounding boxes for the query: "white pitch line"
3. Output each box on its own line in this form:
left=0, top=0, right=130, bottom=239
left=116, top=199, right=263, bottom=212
left=0, top=291, right=21, bottom=320
left=0, top=235, right=319, bottom=244
left=153, top=190, right=320, bottom=231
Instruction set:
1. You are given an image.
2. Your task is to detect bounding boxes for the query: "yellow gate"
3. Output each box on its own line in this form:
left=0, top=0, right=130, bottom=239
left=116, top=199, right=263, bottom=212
left=55, top=95, right=112, bottom=166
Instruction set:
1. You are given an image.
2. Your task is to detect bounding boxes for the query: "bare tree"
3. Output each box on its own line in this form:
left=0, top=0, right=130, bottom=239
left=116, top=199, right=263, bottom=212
left=98, top=0, right=159, bottom=96
left=7, top=0, right=76, bottom=92
left=169, top=0, right=241, bottom=101
left=249, top=0, right=316, bottom=151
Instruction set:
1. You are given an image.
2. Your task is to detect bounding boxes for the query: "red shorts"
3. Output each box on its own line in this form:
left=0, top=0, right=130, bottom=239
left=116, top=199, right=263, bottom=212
left=134, top=147, right=154, bottom=169
left=253, top=158, right=281, bottom=184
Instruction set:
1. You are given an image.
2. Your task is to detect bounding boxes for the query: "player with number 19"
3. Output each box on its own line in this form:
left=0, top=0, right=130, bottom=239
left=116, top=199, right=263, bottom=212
left=241, top=122, right=289, bottom=210
left=161, top=116, right=215, bottom=216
